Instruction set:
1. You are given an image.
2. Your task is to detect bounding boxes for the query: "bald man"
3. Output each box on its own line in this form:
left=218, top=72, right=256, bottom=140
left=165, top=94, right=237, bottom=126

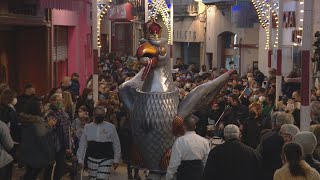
left=166, top=115, right=210, bottom=180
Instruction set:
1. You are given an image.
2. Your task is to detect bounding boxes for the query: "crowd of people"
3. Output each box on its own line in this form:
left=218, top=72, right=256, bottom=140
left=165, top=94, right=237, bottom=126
left=1, top=54, right=320, bottom=180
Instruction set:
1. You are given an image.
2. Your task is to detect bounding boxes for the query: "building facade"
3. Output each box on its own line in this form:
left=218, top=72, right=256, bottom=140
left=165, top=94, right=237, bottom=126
left=204, top=0, right=259, bottom=75
left=0, top=0, right=93, bottom=95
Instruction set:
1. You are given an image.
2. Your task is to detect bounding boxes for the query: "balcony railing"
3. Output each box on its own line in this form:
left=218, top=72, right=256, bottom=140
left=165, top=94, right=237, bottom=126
left=8, top=4, right=37, bottom=16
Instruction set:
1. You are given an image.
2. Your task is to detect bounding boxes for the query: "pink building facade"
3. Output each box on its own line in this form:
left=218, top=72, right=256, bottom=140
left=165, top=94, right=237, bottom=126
left=50, top=0, right=93, bottom=91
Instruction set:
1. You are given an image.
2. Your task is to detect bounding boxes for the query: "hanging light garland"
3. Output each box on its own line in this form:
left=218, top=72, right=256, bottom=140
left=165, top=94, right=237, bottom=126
left=148, top=0, right=172, bottom=44
left=251, top=0, right=279, bottom=49
left=97, top=0, right=112, bottom=48
left=252, top=0, right=270, bottom=49
left=294, top=0, right=304, bottom=46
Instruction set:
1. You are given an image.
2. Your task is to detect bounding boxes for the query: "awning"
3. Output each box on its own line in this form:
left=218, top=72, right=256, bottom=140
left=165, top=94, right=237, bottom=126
left=39, top=0, right=82, bottom=11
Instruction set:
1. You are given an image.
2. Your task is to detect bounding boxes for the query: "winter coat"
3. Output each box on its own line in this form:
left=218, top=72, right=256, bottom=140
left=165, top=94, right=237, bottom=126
left=0, top=120, right=14, bottom=168
left=16, top=94, right=42, bottom=116
left=0, top=105, right=21, bottom=142
left=261, top=130, right=285, bottom=180
left=305, top=154, right=320, bottom=173
left=19, top=113, right=55, bottom=168
left=243, top=115, right=262, bottom=149
left=203, top=138, right=262, bottom=180
left=274, top=161, right=320, bottom=180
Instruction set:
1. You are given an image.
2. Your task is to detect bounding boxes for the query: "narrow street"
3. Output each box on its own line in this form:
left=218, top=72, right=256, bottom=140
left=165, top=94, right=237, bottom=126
left=13, top=164, right=147, bottom=180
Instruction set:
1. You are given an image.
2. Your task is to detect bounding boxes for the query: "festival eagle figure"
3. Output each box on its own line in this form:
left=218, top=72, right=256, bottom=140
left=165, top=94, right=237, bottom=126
left=119, top=19, right=235, bottom=179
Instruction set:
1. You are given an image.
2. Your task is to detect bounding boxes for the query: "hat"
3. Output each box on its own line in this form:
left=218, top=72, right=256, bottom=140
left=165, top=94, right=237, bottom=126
left=24, top=83, right=33, bottom=89
left=293, top=132, right=317, bottom=154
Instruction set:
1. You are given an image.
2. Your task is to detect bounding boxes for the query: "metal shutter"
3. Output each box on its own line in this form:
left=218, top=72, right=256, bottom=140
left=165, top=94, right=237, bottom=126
left=52, top=26, right=68, bottom=61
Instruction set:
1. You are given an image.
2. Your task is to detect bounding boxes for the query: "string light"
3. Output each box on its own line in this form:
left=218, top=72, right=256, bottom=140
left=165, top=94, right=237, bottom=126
left=96, top=0, right=112, bottom=48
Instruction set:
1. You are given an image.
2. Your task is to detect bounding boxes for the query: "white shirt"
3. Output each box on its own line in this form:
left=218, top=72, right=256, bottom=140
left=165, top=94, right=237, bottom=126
left=166, top=131, right=210, bottom=180
left=77, top=122, right=121, bottom=163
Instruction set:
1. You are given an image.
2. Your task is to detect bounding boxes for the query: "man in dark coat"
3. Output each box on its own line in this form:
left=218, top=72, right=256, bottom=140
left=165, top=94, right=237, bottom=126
left=70, top=73, right=80, bottom=98
left=15, top=84, right=41, bottom=116
left=260, top=112, right=294, bottom=180
left=203, top=124, right=262, bottom=180
left=220, top=93, right=249, bottom=127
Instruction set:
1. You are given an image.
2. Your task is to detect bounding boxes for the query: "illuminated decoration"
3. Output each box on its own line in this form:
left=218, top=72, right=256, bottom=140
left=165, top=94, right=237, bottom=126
left=294, top=0, right=304, bottom=46
left=97, top=0, right=112, bottom=48
left=148, top=0, right=173, bottom=44
left=251, top=0, right=279, bottom=49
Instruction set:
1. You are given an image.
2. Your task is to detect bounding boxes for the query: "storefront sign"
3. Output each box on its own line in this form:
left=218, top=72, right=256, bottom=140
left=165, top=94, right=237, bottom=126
left=173, top=19, right=204, bottom=42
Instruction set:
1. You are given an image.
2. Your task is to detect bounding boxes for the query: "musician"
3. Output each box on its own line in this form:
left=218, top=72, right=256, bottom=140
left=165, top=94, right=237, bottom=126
left=218, top=93, right=249, bottom=130
left=232, top=84, right=250, bottom=106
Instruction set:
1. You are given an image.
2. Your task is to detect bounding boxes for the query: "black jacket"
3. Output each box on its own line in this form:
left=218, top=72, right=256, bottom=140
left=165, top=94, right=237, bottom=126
left=16, top=94, right=41, bottom=116
left=305, top=154, right=320, bottom=173
left=222, top=104, right=249, bottom=126
left=203, top=138, right=262, bottom=180
left=242, top=115, right=261, bottom=149
left=261, top=130, right=284, bottom=180
left=19, top=113, right=55, bottom=168
left=0, top=105, right=21, bottom=142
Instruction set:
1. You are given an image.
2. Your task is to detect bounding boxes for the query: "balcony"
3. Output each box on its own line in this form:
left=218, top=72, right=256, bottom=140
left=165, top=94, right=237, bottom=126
left=0, top=3, right=49, bottom=26
left=8, top=4, right=37, bottom=16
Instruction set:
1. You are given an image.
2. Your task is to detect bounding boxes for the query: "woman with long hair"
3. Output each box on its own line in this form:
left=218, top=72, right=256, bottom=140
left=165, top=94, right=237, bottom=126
left=242, top=102, right=262, bottom=149
left=62, top=91, right=74, bottom=120
left=274, top=143, right=320, bottom=180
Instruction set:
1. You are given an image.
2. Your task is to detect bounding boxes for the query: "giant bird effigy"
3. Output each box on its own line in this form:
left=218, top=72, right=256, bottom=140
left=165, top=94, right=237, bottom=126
left=119, top=19, right=234, bottom=179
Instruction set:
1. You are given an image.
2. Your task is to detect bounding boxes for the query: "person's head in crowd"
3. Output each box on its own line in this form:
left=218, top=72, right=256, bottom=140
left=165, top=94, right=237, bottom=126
left=224, top=124, right=240, bottom=140
left=293, top=132, right=317, bottom=155
left=0, top=89, right=17, bottom=107
left=252, top=82, right=260, bottom=91
left=268, top=68, right=276, bottom=78
left=0, top=83, right=9, bottom=95
left=241, top=77, right=248, bottom=87
left=292, top=91, right=301, bottom=102
left=258, top=93, right=266, bottom=104
left=201, top=65, right=207, bottom=72
left=275, top=112, right=294, bottom=129
left=79, top=116, right=90, bottom=127
left=81, top=88, right=93, bottom=101
left=228, top=93, right=240, bottom=107
left=61, top=76, right=72, bottom=87
left=232, top=84, right=243, bottom=96
left=186, top=72, right=192, bottom=80
left=184, top=82, right=192, bottom=92
left=311, top=101, right=320, bottom=124
left=237, top=79, right=243, bottom=86
left=247, top=72, right=254, bottom=82
left=98, top=83, right=107, bottom=94
left=78, top=106, right=88, bottom=118
left=280, top=124, right=300, bottom=143
left=24, top=83, right=36, bottom=96
left=62, top=91, right=73, bottom=107
left=183, top=115, right=197, bottom=132
left=271, top=111, right=281, bottom=129
left=265, top=94, right=275, bottom=106
left=312, top=125, right=320, bottom=147
left=249, top=102, right=262, bottom=118
left=49, top=93, right=64, bottom=110
left=93, top=106, right=106, bottom=124
left=281, top=143, right=306, bottom=177
left=285, top=99, right=296, bottom=113
left=176, top=58, right=183, bottom=65
left=71, top=73, right=79, bottom=82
